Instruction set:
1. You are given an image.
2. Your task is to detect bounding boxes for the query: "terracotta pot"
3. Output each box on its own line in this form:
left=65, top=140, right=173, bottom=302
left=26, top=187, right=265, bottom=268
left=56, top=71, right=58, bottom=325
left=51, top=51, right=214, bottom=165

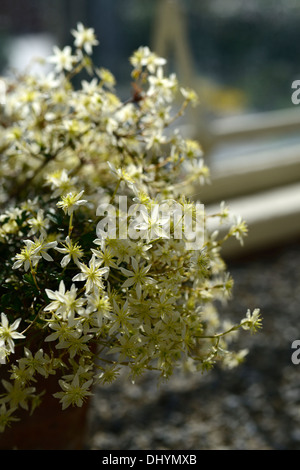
left=0, top=372, right=91, bottom=450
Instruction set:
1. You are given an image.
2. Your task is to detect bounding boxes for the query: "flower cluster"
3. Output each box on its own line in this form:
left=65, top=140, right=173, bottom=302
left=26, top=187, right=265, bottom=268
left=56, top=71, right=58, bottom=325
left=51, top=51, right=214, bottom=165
left=0, top=24, right=261, bottom=431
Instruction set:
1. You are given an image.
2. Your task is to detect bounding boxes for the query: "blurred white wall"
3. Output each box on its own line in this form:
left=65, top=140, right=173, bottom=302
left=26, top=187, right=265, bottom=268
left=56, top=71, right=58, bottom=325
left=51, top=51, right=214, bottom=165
left=4, top=33, right=55, bottom=75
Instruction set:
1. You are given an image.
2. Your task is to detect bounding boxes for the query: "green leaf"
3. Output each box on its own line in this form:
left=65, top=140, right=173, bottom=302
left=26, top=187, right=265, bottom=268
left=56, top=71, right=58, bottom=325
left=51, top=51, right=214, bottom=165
left=23, top=273, right=36, bottom=287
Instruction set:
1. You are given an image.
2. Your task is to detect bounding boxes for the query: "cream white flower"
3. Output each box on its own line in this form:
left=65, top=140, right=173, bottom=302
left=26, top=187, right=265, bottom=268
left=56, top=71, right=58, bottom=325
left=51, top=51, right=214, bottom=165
left=180, top=86, right=199, bottom=106
left=107, top=162, right=135, bottom=186
left=130, top=46, right=150, bottom=70
left=56, top=190, right=87, bottom=215
left=0, top=403, right=18, bottom=432
left=96, top=67, right=116, bottom=89
left=12, top=239, right=41, bottom=271
left=71, top=23, right=99, bottom=55
left=148, top=66, right=177, bottom=102
left=108, top=299, right=131, bottom=334
left=45, top=169, right=77, bottom=198
left=17, top=348, right=51, bottom=377
left=34, top=237, right=58, bottom=262
left=130, top=46, right=166, bottom=73
left=230, top=215, right=248, bottom=246
left=85, top=289, right=111, bottom=327
left=120, top=257, right=155, bottom=299
left=55, top=331, right=92, bottom=359
left=0, top=207, right=23, bottom=222
left=241, top=308, right=262, bottom=333
left=134, top=204, right=170, bottom=241
left=48, top=45, right=76, bottom=73
left=45, top=321, right=80, bottom=344
left=90, top=245, right=118, bottom=271
left=144, top=129, right=167, bottom=151
left=72, top=255, right=109, bottom=293
left=1, top=379, right=36, bottom=411
left=27, top=209, right=50, bottom=237
left=0, top=313, right=25, bottom=354
left=44, top=281, right=85, bottom=321
left=54, top=374, right=93, bottom=410
left=55, top=236, right=84, bottom=267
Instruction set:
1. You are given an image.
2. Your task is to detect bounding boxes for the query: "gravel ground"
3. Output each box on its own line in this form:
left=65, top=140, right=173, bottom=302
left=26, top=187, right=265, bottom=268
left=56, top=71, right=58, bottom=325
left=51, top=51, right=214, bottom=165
left=84, top=241, right=300, bottom=450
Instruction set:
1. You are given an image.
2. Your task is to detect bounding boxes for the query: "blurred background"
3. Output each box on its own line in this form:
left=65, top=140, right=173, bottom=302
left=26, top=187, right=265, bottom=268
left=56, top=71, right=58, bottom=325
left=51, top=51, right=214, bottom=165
left=2, top=0, right=300, bottom=111
left=1, top=0, right=300, bottom=450
left=1, top=0, right=300, bottom=255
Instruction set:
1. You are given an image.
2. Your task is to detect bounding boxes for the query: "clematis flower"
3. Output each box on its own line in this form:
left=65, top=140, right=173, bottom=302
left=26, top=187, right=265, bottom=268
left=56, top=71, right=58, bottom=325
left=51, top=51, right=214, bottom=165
left=0, top=313, right=25, bottom=354
left=71, top=23, right=99, bottom=55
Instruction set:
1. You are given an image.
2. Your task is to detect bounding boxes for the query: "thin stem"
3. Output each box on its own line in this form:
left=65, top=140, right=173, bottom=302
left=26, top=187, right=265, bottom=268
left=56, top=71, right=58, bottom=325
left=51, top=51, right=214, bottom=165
left=68, top=212, right=74, bottom=237
left=165, top=100, right=188, bottom=127
left=29, top=261, right=41, bottom=293
left=21, top=305, right=45, bottom=336
left=109, top=179, right=121, bottom=204
left=196, top=325, right=240, bottom=340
